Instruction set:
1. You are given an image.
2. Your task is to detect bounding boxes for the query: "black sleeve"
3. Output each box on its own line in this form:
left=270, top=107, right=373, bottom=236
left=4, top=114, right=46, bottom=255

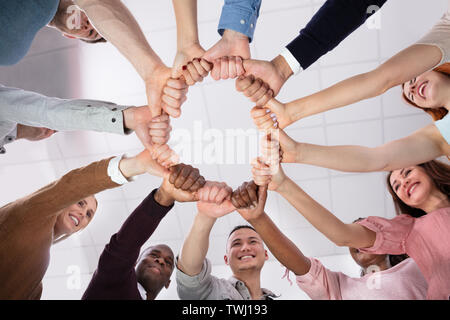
left=286, top=0, right=387, bottom=69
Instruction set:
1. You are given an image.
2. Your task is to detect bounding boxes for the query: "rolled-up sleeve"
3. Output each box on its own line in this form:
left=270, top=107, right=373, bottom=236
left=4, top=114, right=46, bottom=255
left=176, top=258, right=218, bottom=300
left=356, top=214, right=415, bottom=255
left=218, top=0, right=261, bottom=42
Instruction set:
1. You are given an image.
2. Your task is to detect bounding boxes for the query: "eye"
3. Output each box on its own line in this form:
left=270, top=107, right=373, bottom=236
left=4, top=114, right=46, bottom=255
left=405, top=169, right=412, bottom=177
left=78, top=201, right=84, bottom=207
left=87, top=211, right=92, bottom=218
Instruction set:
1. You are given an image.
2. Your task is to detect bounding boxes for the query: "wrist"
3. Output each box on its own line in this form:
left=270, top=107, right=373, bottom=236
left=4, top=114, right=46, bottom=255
left=295, top=142, right=304, bottom=163
left=271, top=55, right=293, bottom=83
left=223, top=29, right=249, bottom=42
left=154, top=187, right=175, bottom=207
left=275, top=177, right=290, bottom=194
left=122, top=107, right=136, bottom=131
left=118, top=156, right=143, bottom=179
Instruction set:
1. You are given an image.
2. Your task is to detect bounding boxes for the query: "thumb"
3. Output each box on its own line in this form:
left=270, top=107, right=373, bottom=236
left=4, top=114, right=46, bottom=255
left=202, top=46, right=221, bottom=63
left=171, top=65, right=183, bottom=79
left=257, top=184, right=268, bottom=208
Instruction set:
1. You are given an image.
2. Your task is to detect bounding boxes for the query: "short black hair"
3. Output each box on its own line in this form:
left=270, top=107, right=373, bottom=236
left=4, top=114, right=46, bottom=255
left=228, top=225, right=257, bottom=239
left=80, top=37, right=107, bottom=44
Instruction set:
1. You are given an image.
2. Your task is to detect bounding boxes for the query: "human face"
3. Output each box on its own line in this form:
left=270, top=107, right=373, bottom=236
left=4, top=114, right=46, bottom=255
left=136, top=245, right=174, bottom=289
left=225, top=228, right=268, bottom=273
left=389, top=166, right=436, bottom=209
left=348, top=247, right=386, bottom=270
left=402, top=70, right=450, bottom=109
left=54, top=196, right=97, bottom=237
left=59, top=6, right=102, bottom=42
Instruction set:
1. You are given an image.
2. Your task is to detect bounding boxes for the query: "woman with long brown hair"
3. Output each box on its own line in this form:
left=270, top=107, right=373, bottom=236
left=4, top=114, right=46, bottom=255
left=251, top=152, right=450, bottom=299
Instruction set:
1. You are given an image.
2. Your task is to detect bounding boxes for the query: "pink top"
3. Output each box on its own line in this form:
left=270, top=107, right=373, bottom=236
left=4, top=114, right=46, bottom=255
left=296, top=258, right=427, bottom=300
left=357, top=207, right=450, bottom=300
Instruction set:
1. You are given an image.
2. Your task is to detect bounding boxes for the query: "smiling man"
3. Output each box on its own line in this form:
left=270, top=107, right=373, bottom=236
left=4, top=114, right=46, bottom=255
left=82, top=163, right=206, bottom=300
left=176, top=181, right=276, bottom=300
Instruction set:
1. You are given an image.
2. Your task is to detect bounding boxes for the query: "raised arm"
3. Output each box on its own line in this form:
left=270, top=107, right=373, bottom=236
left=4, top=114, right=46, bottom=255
left=231, top=180, right=311, bottom=276
left=171, top=0, right=211, bottom=85
left=284, top=45, right=442, bottom=122
left=177, top=182, right=235, bottom=276
left=1, top=149, right=169, bottom=221
left=73, top=0, right=188, bottom=118
left=260, top=126, right=449, bottom=173
left=251, top=158, right=376, bottom=250
left=240, top=0, right=388, bottom=98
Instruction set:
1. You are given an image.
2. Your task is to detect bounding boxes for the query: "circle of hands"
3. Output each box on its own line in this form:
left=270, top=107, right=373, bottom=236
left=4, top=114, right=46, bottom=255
left=136, top=36, right=292, bottom=218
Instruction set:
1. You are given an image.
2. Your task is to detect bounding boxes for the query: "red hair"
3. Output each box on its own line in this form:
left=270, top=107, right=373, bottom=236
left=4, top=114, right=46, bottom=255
left=401, top=63, right=450, bottom=121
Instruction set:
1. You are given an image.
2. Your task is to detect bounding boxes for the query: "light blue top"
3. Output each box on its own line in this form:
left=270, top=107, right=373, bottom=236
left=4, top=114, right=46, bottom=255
left=0, top=0, right=59, bottom=65
left=218, top=0, right=262, bottom=42
left=435, top=114, right=450, bottom=144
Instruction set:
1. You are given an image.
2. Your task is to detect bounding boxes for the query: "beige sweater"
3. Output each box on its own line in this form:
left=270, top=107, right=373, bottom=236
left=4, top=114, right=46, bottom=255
left=0, top=158, right=119, bottom=299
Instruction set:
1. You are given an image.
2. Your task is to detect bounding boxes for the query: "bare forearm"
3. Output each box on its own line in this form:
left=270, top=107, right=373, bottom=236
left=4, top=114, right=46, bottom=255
left=248, top=213, right=311, bottom=276
left=297, top=125, right=445, bottom=172
left=178, top=212, right=216, bottom=276
left=288, top=70, right=386, bottom=121
left=172, top=0, right=199, bottom=49
left=298, top=143, right=388, bottom=172
left=75, top=0, right=163, bottom=79
left=277, top=178, right=371, bottom=247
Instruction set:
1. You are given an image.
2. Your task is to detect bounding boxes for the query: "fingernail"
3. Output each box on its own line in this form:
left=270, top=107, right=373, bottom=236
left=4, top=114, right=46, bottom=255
left=266, top=109, right=271, bottom=114
left=197, top=58, right=201, bottom=62
left=253, top=201, right=257, bottom=207
left=270, top=113, right=276, bottom=118
left=182, top=65, right=187, bottom=70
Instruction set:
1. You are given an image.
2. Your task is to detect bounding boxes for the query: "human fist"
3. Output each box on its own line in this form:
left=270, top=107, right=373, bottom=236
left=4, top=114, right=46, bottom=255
left=146, top=65, right=188, bottom=118
left=236, top=75, right=273, bottom=107
left=158, top=163, right=206, bottom=204
left=197, top=181, right=235, bottom=218
left=203, top=29, right=250, bottom=80
left=231, top=181, right=268, bottom=222
left=172, top=43, right=212, bottom=86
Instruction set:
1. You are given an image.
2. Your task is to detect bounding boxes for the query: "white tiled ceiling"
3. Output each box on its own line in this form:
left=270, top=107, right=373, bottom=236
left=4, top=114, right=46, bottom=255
left=0, top=0, right=446, bottom=300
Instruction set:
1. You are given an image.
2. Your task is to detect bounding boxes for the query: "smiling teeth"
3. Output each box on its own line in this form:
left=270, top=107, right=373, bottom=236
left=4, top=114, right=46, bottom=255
left=70, top=216, right=79, bottom=226
left=419, top=83, right=426, bottom=98
left=240, top=256, right=253, bottom=260
left=409, top=183, right=417, bottom=196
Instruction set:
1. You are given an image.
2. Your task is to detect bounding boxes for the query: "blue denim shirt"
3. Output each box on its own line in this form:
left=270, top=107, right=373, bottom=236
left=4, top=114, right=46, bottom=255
left=0, top=0, right=59, bottom=65
left=218, top=0, right=262, bottom=42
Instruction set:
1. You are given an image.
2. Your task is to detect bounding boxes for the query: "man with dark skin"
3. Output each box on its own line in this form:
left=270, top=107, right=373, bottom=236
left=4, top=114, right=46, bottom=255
left=82, top=163, right=206, bottom=300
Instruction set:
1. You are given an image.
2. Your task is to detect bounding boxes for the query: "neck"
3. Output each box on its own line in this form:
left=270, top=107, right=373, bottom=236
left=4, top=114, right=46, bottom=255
left=139, top=280, right=161, bottom=300
left=362, top=257, right=390, bottom=275
left=233, top=270, right=263, bottom=300
left=420, top=191, right=450, bottom=213
left=48, top=0, right=70, bottom=28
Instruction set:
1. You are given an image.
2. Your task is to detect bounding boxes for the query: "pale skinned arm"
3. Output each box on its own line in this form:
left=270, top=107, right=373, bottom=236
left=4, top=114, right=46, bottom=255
left=177, top=182, right=235, bottom=276
left=251, top=160, right=376, bottom=249
left=296, top=124, right=449, bottom=172
left=270, top=45, right=442, bottom=124
left=74, top=0, right=187, bottom=118
left=171, top=0, right=211, bottom=84
left=263, top=126, right=449, bottom=173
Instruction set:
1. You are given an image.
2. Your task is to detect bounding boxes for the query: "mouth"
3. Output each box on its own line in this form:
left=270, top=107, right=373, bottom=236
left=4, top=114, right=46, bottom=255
left=147, top=265, right=161, bottom=274
left=239, top=255, right=255, bottom=261
left=417, top=81, right=428, bottom=99
left=407, top=182, right=419, bottom=197
left=69, top=214, right=80, bottom=227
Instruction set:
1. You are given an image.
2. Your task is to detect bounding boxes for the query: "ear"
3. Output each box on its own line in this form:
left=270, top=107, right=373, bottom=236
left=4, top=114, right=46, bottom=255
left=164, top=279, right=171, bottom=289
left=62, top=33, right=76, bottom=39
left=264, top=249, right=269, bottom=261
left=224, top=254, right=229, bottom=265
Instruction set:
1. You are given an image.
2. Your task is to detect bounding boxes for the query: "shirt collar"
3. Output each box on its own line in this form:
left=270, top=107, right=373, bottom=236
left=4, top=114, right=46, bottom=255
left=228, top=276, right=278, bottom=300
left=137, top=282, right=147, bottom=300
